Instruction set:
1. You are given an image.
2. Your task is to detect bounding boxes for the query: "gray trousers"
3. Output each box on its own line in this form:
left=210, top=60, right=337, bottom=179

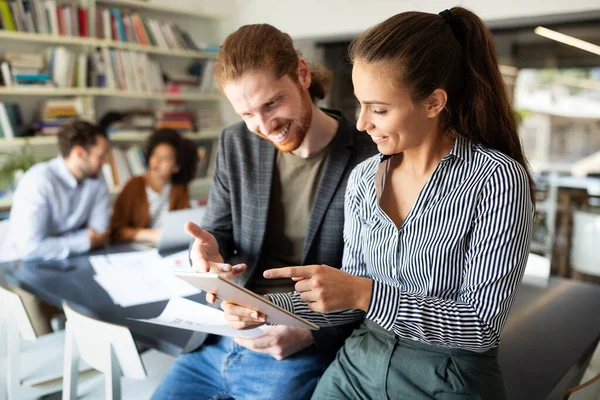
left=312, top=320, right=506, bottom=400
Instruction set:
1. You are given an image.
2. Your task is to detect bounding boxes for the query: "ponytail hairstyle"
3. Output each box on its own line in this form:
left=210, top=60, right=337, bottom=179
left=215, top=24, right=332, bottom=103
left=349, top=7, right=534, bottom=203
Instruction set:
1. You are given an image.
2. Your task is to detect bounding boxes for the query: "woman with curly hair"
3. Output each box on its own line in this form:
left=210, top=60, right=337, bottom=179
left=110, top=128, right=198, bottom=246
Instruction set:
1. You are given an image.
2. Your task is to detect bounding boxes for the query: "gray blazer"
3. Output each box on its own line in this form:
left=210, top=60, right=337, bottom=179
left=184, top=109, right=378, bottom=364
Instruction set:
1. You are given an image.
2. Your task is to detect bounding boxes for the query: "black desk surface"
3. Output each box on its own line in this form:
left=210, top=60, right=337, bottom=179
left=1, top=248, right=599, bottom=400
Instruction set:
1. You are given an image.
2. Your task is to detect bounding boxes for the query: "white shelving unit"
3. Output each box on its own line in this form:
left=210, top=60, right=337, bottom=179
left=0, top=87, right=221, bottom=101
left=0, top=127, right=222, bottom=147
left=0, top=0, right=223, bottom=211
left=0, top=31, right=218, bottom=59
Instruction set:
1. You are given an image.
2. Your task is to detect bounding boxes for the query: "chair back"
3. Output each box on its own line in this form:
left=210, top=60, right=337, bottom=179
left=0, top=286, right=36, bottom=341
left=62, top=301, right=145, bottom=379
left=571, top=210, right=600, bottom=277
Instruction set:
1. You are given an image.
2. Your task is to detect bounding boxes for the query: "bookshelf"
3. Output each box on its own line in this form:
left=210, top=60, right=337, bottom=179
left=0, top=0, right=225, bottom=211
left=0, top=31, right=219, bottom=59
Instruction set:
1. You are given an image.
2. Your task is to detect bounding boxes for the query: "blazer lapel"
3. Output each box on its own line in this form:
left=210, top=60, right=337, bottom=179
left=252, top=137, right=276, bottom=262
left=302, top=116, right=353, bottom=263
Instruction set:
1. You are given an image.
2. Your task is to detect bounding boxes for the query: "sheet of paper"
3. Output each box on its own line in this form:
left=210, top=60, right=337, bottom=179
left=132, top=297, right=265, bottom=338
left=89, top=250, right=199, bottom=307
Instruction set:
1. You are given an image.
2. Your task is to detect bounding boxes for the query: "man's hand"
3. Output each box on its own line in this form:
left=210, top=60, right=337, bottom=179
left=264, top=265, right=373, bottom=312
left=234, top=326, right=314, bottom=360
left=185, top=221, right=247, bottom=303
left=221, top=301, right=267, bottom=330
left=88, top=228, right=109, bottom=249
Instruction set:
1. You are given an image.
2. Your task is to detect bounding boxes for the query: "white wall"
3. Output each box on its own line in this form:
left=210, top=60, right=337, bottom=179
left=181, top=0, right=600, bottom=125
left=223, top=0, right=600, bottom=40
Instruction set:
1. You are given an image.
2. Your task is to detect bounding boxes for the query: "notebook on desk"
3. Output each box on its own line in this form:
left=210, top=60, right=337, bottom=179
left=157, top=207, right=206, bottom=252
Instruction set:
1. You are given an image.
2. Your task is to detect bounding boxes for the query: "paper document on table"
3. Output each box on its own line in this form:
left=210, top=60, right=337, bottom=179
left=89, top=250, right=199, bottom=307
left=132, top=297, right=266, bottom=338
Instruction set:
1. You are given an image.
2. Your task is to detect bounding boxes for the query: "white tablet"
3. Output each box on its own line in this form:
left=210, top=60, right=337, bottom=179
left=173, top=272, right=319, bottom=331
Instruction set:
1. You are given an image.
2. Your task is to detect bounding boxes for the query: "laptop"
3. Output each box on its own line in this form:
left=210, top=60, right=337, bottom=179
left=156, top=207, right=206, bottom=252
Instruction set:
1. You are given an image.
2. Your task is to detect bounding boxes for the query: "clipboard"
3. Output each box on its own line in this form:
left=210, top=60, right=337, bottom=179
left=173, top=272, right=319, bottom=331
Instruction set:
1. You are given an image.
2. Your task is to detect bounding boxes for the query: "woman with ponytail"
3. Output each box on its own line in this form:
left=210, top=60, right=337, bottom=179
left=221, top=8, right=534, bottom=399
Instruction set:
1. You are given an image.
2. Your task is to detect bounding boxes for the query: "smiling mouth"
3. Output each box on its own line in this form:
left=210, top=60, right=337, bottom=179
left=270, top=123, right=291, bottom=142
left=370, top=135, right=388, bottom=143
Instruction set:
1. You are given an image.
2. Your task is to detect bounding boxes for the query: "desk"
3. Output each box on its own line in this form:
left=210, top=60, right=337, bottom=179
left=0, top=245, right=200, bottom=356
left=1, top=250, right=599, bottom=400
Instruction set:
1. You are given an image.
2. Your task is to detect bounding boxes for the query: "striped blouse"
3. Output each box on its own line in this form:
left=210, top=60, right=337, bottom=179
left=269, top=134, right=534, bottom=353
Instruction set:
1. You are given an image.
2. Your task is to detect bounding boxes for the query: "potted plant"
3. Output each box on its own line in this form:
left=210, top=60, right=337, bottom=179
left=0, top=141, right=37, bottom=198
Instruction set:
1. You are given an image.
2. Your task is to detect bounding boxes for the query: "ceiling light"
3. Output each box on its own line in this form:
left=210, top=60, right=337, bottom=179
left=534, top=26, right=600, bottom=56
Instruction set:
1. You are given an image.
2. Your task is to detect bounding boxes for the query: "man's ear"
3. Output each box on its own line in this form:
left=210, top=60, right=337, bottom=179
left=425, top=89, right=448, bottom=119
left=70, top=145, right=86, bottom=159
left=297, top=58, right=312, bottom=90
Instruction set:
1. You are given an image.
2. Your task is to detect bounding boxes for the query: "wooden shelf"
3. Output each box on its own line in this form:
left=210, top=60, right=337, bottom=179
left=0, top=87, right=95, bottom=96
left=100, top=40, right=218, bottom=59
left=0, top=31, right=217, bottom=59
left=95, top=0, right=221, bottom=20
left=93, top=89, right=221, bottom=101
left=0, top=87, right=221, bottom=101
left=0, top=30, right=97, bottom=46
left=0, top=128, right=222, bottom=147
left=109, top=128, right=222, bottom=142
left=0, top=136, right=57, bottom=146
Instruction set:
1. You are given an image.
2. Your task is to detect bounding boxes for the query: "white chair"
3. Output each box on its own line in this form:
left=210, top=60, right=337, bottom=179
left=62, top=301, right=175, bottom=400
left=571, top=209, right=600, bottom=279
left=522, top=253, right=551, bottom=286
left=0, top=286, right=97, bottom=400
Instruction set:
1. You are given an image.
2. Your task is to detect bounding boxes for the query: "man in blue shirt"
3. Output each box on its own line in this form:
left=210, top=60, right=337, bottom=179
left=2, top=120, right=110, bottom=262
left=1, top=120, right=110, bottom=335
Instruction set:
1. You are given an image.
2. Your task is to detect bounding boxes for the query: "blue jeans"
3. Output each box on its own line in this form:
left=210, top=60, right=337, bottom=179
left=151, top=335, right=325, bottom=400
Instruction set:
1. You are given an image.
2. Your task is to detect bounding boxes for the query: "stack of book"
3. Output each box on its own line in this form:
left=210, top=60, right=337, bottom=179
left=0, top=0, right=88, bottom=37
left=95, top=47, right=163, bottom=92
left=94, top=6, right=204, bottom=51
left=195, top=103, right=223, bottom=130
left=49, top=47, right=89, bottom=88
left=0, top=48, right=89, bottom=88
left=37, top=98, right=87, bottom=135
left=1, top=52, right=49, bottom=87
left=155, top=109, right=194, bottom=131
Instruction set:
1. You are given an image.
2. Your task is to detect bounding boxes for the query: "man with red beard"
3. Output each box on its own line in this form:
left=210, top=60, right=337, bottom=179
left=152, top=24, right=377, bottom=400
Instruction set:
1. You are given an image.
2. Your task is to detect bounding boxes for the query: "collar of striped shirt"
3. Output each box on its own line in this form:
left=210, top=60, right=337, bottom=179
left=378, top=133, right=474, bottom=164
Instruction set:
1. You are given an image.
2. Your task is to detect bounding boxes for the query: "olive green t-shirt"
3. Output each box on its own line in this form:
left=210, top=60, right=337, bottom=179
left=247, top=145, right=329, bottom=294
